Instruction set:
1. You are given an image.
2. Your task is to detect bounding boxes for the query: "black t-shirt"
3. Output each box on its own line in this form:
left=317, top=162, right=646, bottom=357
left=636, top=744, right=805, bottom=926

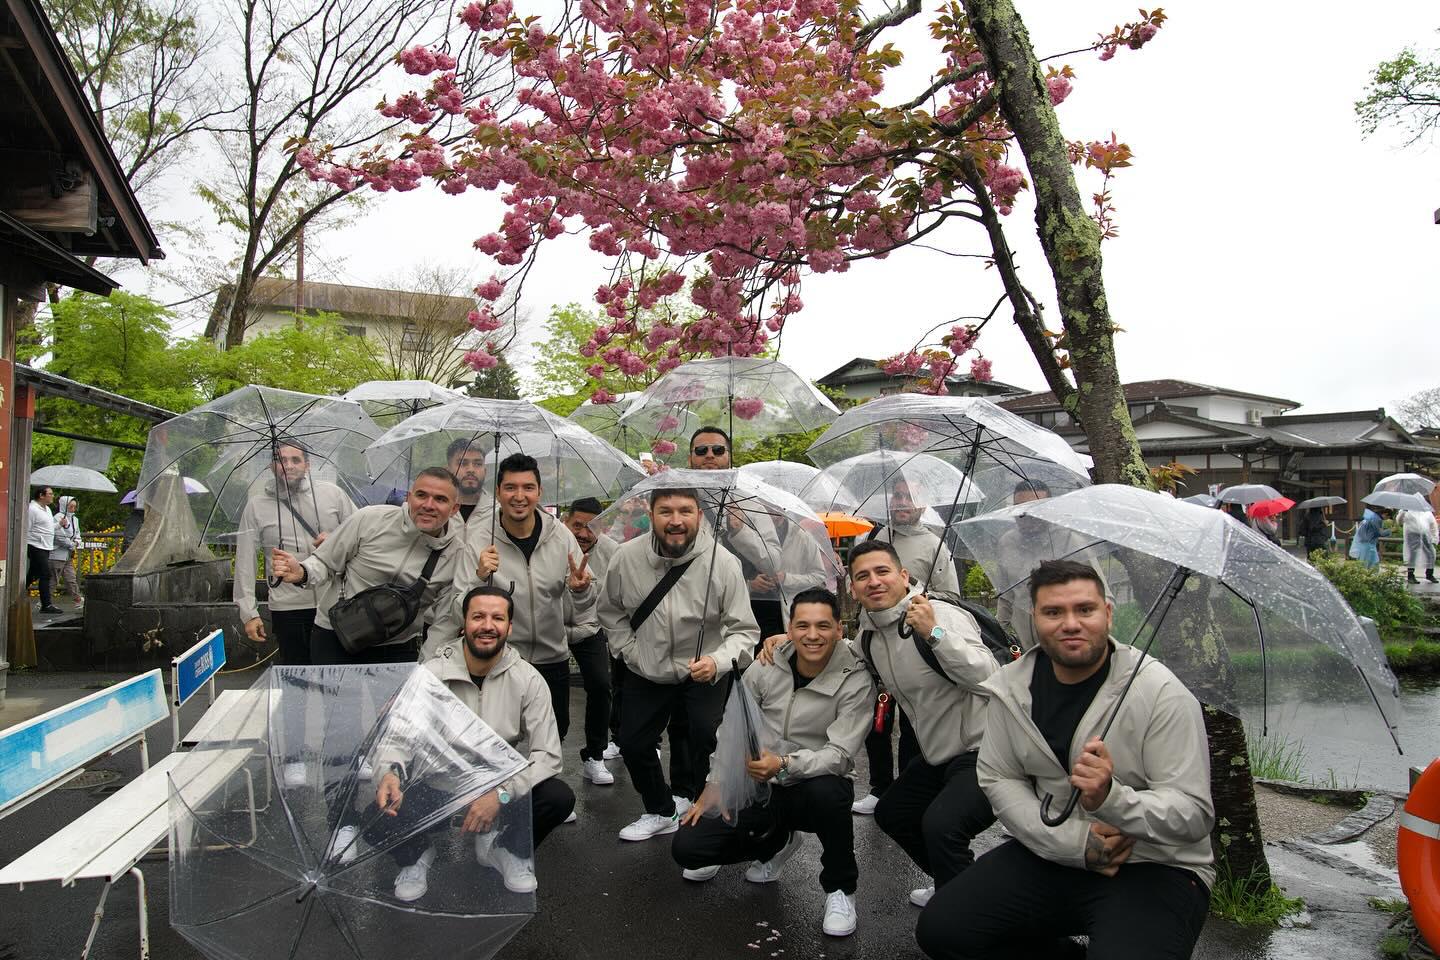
left=470, top=672, right=486, bottom=691
left=788, top=652, right=814, bottom=691
left=1029, top=650, right=1111, bottom=771
left=508, top=514, right=542, bottom=563
left=459, top=503, right=477, bottom=522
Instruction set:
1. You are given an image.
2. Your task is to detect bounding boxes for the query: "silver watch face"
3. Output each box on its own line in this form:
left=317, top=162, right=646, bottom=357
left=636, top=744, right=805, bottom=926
left=930, top=626, right=945, bottom=640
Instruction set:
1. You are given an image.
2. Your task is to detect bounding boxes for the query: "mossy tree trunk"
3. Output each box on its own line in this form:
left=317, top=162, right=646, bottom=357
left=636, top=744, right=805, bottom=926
left=962, top=0, right=1272, bottom=885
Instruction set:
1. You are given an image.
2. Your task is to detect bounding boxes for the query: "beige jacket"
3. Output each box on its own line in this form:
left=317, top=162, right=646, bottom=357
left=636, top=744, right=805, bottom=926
left=737, top=639, right=874, bottom=781
left=430, top=512, right=595, bottom=664
left=299, top=504, right=467, bottom=645
left=378, top=643, right=562, bottom=799
left=567, top=534, right=619, bottom=643
left=978, top=644, right=1215, bottom=888
left=856, top=588, right=996, bottom=764
left=234, top=475, right=356, bottom=622
left=598, top=530, right=758, bottom=683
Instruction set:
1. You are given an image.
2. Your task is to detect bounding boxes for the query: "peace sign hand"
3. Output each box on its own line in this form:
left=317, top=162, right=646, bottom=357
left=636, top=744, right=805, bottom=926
left=567, top=553, right=592, bottom=593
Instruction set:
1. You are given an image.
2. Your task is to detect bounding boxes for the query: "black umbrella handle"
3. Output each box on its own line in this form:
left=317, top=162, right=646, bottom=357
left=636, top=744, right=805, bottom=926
left=1039, top=788, right=1082, bottom=827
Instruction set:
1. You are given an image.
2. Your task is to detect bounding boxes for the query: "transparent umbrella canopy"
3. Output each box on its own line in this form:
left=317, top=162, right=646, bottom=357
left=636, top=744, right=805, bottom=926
left=955, top=484, right=1402, bottom=824
left=803, top=450, right=979, bottom=527
left=737, top=460, right=825, bottom=501
left=569, top=392, right=705, bottom=465
left=136, top=385, right=381, bottom=544
left=342, top=380, right=460, bottom=427
left=589, top=468, right=840, bottom=640
left=617, top=357, right=839, bottom=456
left=1217, top=483, right=1282, bottom=505
left=1372, top=473, right=1436, bottom=497
left=28, top=464, right=117, bottom=493
left=169, top=665, right=533, bottom=960
left=365, top=398, right=645, bottom=521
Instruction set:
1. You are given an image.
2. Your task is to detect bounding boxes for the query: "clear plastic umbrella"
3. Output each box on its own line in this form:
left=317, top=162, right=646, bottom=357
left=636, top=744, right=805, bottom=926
left=1363, top=490, right=1431, bottom=513
left=136, top=386, right=380, bottom=545
left=343, top=380, right=460, bottom=427
left=365, top=398, right=645, bottom=532
left=1181, top=493, right=1219, bottom=508
left=617, top=357, right=839, bottom=457
left=737, top=460, right=825, bottom=500
left=589, top=468, right=840, bottom=644
left=1373, top=473, right=1436, bottom=497
left=169, top=664, right=533, bottom=960
left=1295, top=495, right=1347, bottom=511
left=803, top=450, right=978, bottom=527
left=955, top=484, right=1402, bottom=824
left=1217, top=483, right=1281, bottom=505
left=28, top=464, right=117, bottom=493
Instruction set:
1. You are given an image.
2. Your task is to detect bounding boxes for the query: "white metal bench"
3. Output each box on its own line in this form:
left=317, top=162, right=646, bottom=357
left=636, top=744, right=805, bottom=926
left=169, top=629, right=227, bottom=748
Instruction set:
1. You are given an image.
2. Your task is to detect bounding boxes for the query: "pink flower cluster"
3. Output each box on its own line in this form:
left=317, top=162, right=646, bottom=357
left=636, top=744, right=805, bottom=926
left=732, top=397, right=765, bottom=420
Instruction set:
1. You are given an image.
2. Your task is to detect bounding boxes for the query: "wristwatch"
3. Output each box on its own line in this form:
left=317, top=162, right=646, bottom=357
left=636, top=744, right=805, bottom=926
left=497, top=787, right=512, bottom=805
left=776, top=756, right=791, bottom=784
left=928, top=625, right=946, bottom=645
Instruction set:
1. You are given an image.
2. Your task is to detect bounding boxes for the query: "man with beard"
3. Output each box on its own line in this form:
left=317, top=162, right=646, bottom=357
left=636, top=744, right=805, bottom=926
left=564, top=497, right=622, bottom=782
left=598, top=487, right=759, bottom=841
left=235, top=440, right=356, bottom=668
left=447, top=437, right=494, bottom=538
left=917, top=560, right=1213, bottom=960
left=366, top=585, right=574, bottom=902
left=847, top=540, right=997, bottom=909
left=672, top=588, right=872, bottom=937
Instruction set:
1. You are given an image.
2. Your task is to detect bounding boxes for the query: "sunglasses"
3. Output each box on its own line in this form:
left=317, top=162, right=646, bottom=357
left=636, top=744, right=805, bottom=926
left=692, top=445, right=728, bottom=456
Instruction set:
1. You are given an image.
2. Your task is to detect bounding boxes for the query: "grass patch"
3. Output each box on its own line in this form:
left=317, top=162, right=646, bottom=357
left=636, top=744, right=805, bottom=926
left=1385, top=639, right=1440, bottom=674
left=1209, top=870, right=1305, bottom=927
left=1370, top=897, right=1409, bottom=914
left=1247, top=731, right=1307, bottom=782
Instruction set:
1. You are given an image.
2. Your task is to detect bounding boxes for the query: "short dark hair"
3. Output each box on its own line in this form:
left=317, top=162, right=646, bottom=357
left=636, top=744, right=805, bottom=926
left=463, top=584, right=514, bottom=620
left=413, top=466, right=459, bottom=490
left=689, top=425, right=731, bottom=449
left=273, top=436, right=309, bottom=459
left=848, top=539, right=901, bottom=571
left=496, top=452, right=541, bottom=487
left=1014, top=478, right=1050, bottom=497
left=650, top=486, right=699, bottom=509
left=569, top=497, right=604, bottom=517
left=447, top=436, right=487, bottom=462
left=1028, top=559, right=1105, bottom=604
left=789, top=587, right=840, bottom=621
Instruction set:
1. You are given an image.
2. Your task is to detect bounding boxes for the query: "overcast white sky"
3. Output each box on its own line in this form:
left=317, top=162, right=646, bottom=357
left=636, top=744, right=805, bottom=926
left=121, top=2, right=1440, bottom=414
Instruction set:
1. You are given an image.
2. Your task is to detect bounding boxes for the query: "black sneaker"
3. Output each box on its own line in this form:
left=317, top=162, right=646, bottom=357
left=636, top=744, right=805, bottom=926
left=39, top=605, right=63, bottom=613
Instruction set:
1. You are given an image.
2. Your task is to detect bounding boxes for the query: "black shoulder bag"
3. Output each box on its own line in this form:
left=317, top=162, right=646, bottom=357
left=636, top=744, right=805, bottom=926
left=329, top=548, right=444, bottom=655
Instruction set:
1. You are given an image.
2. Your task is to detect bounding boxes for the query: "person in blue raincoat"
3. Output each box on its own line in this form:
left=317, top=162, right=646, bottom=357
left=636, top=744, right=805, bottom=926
left=1348, top=506, right=1385, bottom=569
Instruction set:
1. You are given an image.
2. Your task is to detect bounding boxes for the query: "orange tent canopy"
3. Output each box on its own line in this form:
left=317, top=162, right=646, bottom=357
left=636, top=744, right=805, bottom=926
left=819, top=511, right=873, bottom=541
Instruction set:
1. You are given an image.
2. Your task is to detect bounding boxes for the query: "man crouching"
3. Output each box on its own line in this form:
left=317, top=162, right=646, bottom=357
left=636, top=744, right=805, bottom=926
left=366, top=585, right=575, bottom=902
left=917, top=560, right=1213, bottom=960
left=672, top=588, right=874, bottom=937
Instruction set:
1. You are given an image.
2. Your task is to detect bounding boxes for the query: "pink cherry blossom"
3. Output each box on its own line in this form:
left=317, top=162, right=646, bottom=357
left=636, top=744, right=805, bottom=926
left=732, top=397, right=765, bottom=420
left=651, top=439, right=677, bottom=456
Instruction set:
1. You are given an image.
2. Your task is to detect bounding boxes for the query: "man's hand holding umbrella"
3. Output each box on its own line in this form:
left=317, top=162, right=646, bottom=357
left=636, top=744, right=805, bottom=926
left=270, top=548, right=306, bottom=584
left=1076, top=733, right=1135, bottom=878
left=476, top=544, right=500, bottom=580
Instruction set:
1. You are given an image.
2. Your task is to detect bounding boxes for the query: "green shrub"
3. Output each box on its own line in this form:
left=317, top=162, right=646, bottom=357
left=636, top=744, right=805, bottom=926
left=963, top=563, right=994, bottom=600
left=1384, top=639, right=1440, bottom=673
left=1209, top=869, right=1305, bottom=926
left=1246, top=731, right=1307, bottom=781
left=1310, top=551, right=1431, bottom=640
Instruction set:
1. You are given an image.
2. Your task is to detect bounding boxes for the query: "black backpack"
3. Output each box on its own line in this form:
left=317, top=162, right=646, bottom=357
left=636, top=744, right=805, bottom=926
left=859, top=592, right=1021, bottom=688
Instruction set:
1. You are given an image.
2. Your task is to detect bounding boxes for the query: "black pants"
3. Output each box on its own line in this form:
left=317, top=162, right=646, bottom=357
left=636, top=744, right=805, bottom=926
left=609, top=657, right=691, bottom=778
left=533, top=659, right=572, bottom=742
left=609, top=656, right=626, bottom=739
left=864, top=707, right=920, bottom=796
left=616, top=662, right=727, bottom=815
left=270, top=608, right=316, bottom=666
left=26, top=545, right=52, bottom=608
left=916, top=840, right=1211, bottom=960
left=751, top=597, right=785, bottom=648
left=570, top=634, right=613, bottom=761
left=309, top=625, right=419, bottom=666
left=874, top=751, right=995, bottom=886
left=672, top=774, right=858, bottom=893
left=361, top=777, right=576, bottom=867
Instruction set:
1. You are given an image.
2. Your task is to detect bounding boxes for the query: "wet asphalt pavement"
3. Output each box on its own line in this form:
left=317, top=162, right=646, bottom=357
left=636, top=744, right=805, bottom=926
left=0, top=671, right=1404, bottom=960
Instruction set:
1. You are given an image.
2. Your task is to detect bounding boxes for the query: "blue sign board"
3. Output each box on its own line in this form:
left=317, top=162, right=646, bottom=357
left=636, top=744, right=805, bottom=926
left=174, top=629, right=226, bottom=706
left=0, top=670, right=167, bottom=813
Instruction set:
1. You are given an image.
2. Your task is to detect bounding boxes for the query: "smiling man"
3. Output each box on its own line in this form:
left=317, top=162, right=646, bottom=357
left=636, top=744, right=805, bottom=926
left=917, top=559, right=1213, bottom=960
left=672, top=588, right=873, bottom=938
left=433, top=454, right=596, bottom=798
left=446, top=436, right=494, bottom=538
left=598, top=486, right=759, bottom=842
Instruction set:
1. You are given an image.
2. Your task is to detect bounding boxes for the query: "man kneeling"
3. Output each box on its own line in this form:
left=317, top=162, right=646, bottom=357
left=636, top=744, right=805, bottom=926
left=917, top=560, right=1214, bottom=960
left=672, top=589, right=874, bottom=937
left=366, top=585, right=575, bottom=902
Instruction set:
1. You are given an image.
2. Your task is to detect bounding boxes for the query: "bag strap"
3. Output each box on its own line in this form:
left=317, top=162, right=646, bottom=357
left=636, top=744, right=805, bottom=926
left=858, top=630, right=885, bottom=693
left=629, top=559, right=696, bottom=633
left=279, top=497, right=319, bottom=540
left=911, top=632, right=957, bottom=686
left=416, top=547, right=443, bottom=585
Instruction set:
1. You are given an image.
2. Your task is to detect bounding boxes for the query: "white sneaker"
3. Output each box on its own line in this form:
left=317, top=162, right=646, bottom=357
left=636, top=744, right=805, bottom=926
left=745, top=832, right=804, bottom=884
left=564, top=810, right=578, bottom=824
left=326, top=825, right=360, bottom=866
left=673, top=795, right=693, bottom=818
left=910, top=885, right=935, bottom=907
left=618, top=812, right=679, bottom=841
left=392, top=846, right=434, bottom=902
left=477, top=841, right=538, bottom=893
left=822, top=890, right=858, bottom=937
left=682, top=865, right=720, bottom=882
left=851, top=793, right=879, bottom=815
left=282, top=762, right=307, bottom=788
left=603, top=741, right=622, bottom=760
left=583, top=759, right=615, bottom=785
